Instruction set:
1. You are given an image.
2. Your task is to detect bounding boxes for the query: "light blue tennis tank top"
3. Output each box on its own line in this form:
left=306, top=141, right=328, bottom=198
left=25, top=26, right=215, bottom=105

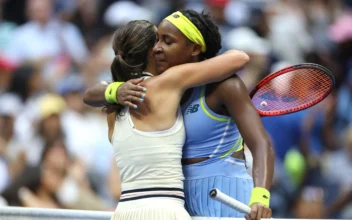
left=181, top=85, right=243, bottom=160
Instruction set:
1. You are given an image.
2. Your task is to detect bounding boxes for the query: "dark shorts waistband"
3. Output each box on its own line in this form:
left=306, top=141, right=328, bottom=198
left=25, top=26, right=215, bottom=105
left=120, top=187, right=184, bottom=202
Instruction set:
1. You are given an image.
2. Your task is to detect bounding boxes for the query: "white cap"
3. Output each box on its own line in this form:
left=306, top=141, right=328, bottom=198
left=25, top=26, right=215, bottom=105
left=226, top=27, right=271, bottom=55
left=104, top=1, right=155, bottom=27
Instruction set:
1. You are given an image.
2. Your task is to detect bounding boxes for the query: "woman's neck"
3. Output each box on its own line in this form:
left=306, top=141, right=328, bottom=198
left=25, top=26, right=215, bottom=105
left=145, top=62, right=157, bottom=76
left=144, top=69, right=156, bottom=76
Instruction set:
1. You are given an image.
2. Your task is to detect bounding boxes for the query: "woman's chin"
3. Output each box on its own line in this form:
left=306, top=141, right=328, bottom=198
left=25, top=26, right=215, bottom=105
left=156, top=62, right=168, bottom=75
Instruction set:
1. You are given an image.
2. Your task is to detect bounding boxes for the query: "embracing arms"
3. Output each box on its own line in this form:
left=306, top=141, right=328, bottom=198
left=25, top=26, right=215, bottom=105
left=83, top=79, right=146, bottom=108
left=83, top=50, right=249, bottom=107
left=155, top=50, right=250, bottom=93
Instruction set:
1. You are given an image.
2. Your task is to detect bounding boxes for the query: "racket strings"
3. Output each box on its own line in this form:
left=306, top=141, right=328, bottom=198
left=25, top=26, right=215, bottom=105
left=252, top=68, right=333, bottom=114
left=276, top=69, right=330, bottom=101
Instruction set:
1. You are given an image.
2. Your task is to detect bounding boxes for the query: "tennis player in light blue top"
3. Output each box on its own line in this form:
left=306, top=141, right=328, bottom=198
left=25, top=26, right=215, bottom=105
left=83, top=9, right=275, bottom=220
left=181, top=84, right=249, bottom=217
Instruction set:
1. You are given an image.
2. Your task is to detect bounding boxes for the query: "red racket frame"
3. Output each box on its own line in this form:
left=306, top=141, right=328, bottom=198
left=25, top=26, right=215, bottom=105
left=249, top=63, right=335, bottom=117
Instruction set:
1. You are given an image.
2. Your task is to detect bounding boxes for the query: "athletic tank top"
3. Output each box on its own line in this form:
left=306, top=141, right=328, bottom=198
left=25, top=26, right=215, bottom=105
left=111, top=107, right=185, bottom=191
left=182, top=86, right=243, bottom=160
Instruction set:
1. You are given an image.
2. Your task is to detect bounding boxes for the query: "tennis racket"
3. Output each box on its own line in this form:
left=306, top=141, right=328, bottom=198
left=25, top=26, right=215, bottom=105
left=209, top=188, right=251, bottom=215
left=249, top=63, right=335, bottom=117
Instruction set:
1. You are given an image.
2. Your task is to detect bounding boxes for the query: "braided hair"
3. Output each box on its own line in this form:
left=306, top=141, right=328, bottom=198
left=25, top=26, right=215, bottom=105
left=180, top=9, right=222, bottom=60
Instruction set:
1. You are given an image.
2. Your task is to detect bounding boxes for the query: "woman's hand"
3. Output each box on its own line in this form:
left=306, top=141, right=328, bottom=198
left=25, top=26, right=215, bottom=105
left=246, top=203, right=272, bottom=220
left=117, top=78, right=146, bottom=108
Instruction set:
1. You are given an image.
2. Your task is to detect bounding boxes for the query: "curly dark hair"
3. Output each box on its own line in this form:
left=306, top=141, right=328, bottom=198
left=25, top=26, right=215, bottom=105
left=180, top=9, right=222, bottom=60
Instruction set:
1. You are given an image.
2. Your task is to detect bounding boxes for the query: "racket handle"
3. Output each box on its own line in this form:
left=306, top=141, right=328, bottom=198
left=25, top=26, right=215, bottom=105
left=209, top=188, right=251, bottom=215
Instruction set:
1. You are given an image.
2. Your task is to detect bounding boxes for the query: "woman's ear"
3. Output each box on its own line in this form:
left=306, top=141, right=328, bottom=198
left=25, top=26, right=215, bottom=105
left=191, top=44, right=202, bottom=57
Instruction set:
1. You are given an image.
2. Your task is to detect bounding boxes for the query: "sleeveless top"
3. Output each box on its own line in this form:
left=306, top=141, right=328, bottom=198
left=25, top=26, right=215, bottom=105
left=182, top=86, right=243, bottom=161
left=111, top=106, right=186, bottom=201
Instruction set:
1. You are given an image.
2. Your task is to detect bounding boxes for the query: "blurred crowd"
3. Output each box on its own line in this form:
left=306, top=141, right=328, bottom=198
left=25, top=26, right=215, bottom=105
left=0, top=0, right=351, bottom=218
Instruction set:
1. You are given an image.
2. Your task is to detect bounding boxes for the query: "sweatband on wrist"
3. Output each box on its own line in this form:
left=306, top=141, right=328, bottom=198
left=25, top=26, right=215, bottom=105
left=249, top=187, right=270, bottom=207
left=105, top=82, right=124, bottom=104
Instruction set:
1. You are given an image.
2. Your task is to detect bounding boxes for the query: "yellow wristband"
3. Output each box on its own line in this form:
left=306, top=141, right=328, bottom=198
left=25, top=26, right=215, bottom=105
left=105, top=82, right=125, bottom=104
left=249, top=187, right=270, bottom=207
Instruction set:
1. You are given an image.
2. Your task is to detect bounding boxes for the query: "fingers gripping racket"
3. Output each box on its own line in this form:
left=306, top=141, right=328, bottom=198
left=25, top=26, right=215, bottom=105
left=209, top=188, right=251, bottom=215
left=249, top=63, right=335, bottom=117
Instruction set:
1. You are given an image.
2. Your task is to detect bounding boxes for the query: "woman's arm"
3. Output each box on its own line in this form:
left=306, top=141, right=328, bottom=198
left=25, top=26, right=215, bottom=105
left=216, top=76, right=274, bottom=220
left=155, top=50, right=250, bottom=92
left=83, top=50, right=248, bottom=108
left=83, top=82, right=108, bottom=107
left=83, top=79, right=146, bottom=108
left=218, top=76, right=274, bottom=189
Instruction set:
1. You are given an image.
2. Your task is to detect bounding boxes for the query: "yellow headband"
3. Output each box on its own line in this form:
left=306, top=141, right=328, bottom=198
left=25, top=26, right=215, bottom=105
left=164, top=11, right=207, bottom=52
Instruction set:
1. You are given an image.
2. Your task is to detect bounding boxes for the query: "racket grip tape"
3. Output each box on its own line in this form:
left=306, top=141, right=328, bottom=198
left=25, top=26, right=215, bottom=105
left=209, top=188, right=251, bottom=215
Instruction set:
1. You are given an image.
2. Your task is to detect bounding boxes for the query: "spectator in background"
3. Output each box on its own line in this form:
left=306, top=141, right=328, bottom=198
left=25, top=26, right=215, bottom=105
left=318, top=9, right=352, bottom=155
left=103, top=0, right=155, bottom=27
left=80, top=34, right=114, bottom=87
left=225, top=26, right=271, bottom=90
left=77, top=0, right=158, bottom=87
left=328, top=11, right=352, bottom=136
left=0, top=94, right=26, bottom=192
left=5, top=0, right=88, bottom=86
left=8, top=65, right=43, bottom=103
left=205, top=0, right=230, bottom=27
left=328, top=2, right=352, bottom=76
left=322, top=125, right=352, bottom=218
left=68, top=0, right=101, bottom=51
left=246, top=7, right=270, bottom=39
left=7, top=65, right=44, bottom=150
left=54, top=143, right=109, bottom=211
left=23, top=93, right=66, bottom=166
left=205, top=0, right=233, bottom=53
left=265, top=0, right=314, bottom=64
left=302, top=0, right=343, bottom=53
left=333, top=73, right=352, bottom=139
left=57, top=75, right=116, bottom=207
left=1, top=134, right=108, bottom=210
left=1, top=138, right=69, bottom=208
left=0, top=1, right=17, bottom=54
left=58, top=75, right=102, bottom=171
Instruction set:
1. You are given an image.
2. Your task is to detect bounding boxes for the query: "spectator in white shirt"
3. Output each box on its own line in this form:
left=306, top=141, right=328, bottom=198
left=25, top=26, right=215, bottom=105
left=5, top=0, right=88, bottom=84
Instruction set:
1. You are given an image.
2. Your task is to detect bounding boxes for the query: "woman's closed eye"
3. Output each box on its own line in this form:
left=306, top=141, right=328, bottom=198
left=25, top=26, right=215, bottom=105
left=163, top=36, right=174, bottom=46
left=165, top=40, right=172, bottom=45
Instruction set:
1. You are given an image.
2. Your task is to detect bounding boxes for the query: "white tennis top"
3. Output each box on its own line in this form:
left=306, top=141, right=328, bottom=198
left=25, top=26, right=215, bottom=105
left=111, top=107, right=185, bottom=192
